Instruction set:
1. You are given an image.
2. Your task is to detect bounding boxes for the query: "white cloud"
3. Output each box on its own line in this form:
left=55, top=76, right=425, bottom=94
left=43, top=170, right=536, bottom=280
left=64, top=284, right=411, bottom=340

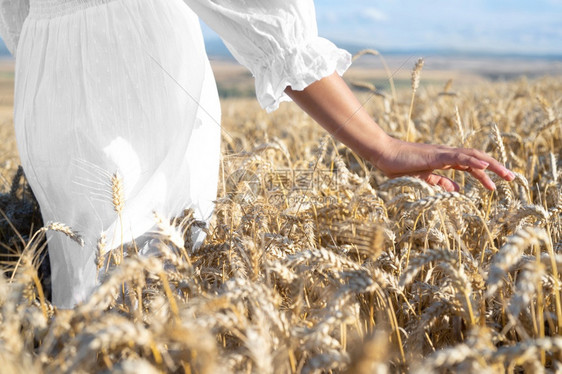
left=321, top=10, right=340, bottom=23
left=362, top=8, right=388, bottom=22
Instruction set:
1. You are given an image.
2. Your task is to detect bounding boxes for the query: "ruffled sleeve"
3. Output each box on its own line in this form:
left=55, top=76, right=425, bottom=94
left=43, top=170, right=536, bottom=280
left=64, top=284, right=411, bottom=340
left=0, top=0, right=30, bottom=57
left=183, top=0, right=352, bottom=112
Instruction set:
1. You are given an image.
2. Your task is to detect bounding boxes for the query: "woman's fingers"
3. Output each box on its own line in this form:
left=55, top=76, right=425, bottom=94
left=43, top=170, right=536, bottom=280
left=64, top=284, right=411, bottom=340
left=480, top=157, right=515, bottom=181
left=447, top=150, right=510, bottom=191
left=382, top=141, right=515, bottom=192
left=435, top=147, right=515, bottom=183
left=424, top=169, right=494, bottom=192
left=460, top=148, right=515, bottom=179
left=423, top=173, right=460, bottom=192
left=429, top=148, right=486, bottom=172
left=449, top=153, right=489, bottom=171
left=468, top=168, right=497, bottom=191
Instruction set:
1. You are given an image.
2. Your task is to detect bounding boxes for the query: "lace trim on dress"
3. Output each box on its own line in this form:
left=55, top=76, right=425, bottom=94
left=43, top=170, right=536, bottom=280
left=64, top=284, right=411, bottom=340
left=253, top=37, right=352, bottom=113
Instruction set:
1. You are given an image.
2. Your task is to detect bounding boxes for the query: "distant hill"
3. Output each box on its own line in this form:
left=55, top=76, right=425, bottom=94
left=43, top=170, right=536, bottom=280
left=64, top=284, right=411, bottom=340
left=203, top=38, right=562, bottom=61
left=2, top=37, right=561, bottom=61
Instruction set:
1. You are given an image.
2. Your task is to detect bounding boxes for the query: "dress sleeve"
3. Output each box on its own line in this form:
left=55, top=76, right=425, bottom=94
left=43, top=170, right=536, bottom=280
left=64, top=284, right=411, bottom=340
left=0, top=0, right=29, bottom=57
left=183, top=0, right=352, bottom=112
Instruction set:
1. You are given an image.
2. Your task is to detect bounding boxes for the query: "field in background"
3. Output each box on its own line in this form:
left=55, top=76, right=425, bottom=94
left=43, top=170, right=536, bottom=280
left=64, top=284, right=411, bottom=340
left=210, top=54, right=562, bottom=97
left=0, top=55, right=562, bottom=372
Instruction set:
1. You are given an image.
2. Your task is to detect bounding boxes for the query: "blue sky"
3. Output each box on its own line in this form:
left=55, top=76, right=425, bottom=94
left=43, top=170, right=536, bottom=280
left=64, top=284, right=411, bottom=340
left=201, top=0, right=562, bottom=56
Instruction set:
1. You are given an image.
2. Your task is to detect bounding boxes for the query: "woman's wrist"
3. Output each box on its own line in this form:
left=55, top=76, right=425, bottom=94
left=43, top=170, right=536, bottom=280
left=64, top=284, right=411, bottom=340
left=364, top=132, right=394, bottom=171
left=284, top=72, right=394, bottom=168
left=342, top=117, right=392, bottom=169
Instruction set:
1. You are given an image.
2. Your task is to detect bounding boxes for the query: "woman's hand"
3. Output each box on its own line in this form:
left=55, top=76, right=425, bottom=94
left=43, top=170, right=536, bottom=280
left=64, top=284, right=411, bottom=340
left=373, top=137, right=515, bottom=191
left=285, top=71, right=514, bottom=192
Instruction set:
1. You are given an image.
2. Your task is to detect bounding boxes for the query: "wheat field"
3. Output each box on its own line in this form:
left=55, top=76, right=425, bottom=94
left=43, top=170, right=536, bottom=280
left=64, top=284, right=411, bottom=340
left=0, top=53, right=562, bottom=373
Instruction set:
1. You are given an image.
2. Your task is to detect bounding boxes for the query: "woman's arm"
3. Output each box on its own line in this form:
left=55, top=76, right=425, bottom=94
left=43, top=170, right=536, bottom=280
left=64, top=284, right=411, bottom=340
left=285, top=72, right=515, bottom=192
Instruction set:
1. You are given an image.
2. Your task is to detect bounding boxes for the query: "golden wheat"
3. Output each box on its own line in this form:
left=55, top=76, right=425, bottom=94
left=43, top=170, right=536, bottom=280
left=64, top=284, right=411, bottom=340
left=0, top=54, right=560, bottom=373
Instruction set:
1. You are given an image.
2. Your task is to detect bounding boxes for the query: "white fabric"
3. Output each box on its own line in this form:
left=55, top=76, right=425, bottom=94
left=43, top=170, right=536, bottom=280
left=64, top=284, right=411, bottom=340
left=0, top=0, right=29, bottom=57
left=0, top=0, right=352, bottom=308
left=184, top=0, right=351, bottom=112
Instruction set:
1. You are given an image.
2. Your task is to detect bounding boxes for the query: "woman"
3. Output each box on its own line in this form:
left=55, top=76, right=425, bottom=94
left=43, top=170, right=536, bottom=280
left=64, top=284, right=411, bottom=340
left=0, top=0, right=514, bottom=308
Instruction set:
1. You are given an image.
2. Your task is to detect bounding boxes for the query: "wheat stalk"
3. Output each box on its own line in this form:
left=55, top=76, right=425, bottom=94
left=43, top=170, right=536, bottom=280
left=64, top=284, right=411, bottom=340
left=486, top=226, right=549, bottom=298
left=42, top=222, right=84, bottom=247
left=406, top=58, right=424, bottom=142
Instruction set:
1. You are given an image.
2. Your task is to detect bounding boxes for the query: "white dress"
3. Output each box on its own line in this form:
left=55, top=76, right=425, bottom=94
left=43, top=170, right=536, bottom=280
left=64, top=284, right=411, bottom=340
left=0, top=0, right=351, bottom=308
